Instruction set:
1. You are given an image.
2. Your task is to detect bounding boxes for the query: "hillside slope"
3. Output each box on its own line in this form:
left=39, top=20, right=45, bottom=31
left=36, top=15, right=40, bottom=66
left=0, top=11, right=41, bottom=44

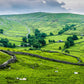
left=0, top=12, right=84, bottom=45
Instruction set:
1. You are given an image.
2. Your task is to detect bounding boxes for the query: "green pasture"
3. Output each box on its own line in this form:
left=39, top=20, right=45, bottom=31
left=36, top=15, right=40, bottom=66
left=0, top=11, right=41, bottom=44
left=0, top=12, right=84, bottom=84
left=0, top=51, right=11, bottom=64
left=0, top=51, right=84, bottom=84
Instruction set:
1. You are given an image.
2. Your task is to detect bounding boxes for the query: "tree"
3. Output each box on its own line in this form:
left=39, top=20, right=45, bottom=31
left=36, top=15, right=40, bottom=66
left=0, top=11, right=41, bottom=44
left=67, top=36, right=74, bottom=46
left=67, top=36, right=73, bottom=41
left=26, top=29, right=47, bottom=49
left=65, top=50, right=70, bottom=53
left=22, top=37, right=27, bottom=43
left=0, top=38, right=16, bottom=48
left=58, top=24, right=76, bottom=35
left=35, top=29, right=40, bottom=36
left=39, top=39, right=46, bottom=46
left=0, top=29, right=3, bottom=34
left=0, top=43, right=3, bottom=47
left=13, top=43, right=16, bottom=48
left=64, top=35, right=75, bottom=48
left=72, top=35, right=78, bottom=40
left=59, top=47, right=61, bottom=50
left=28, top=34, right=31, bottom=38
left=33, top=42, right=40, bottom=48
left=58, top=30, right=64, bottom=35
left=50, top=32, right=54, bottom=36
left=41, top=33, right=47, bottom=38
left=53, top=40, right=55, bottom=43
left=64, top=41, right=70, bottom=48
left=73, top=28, right=76, bottom=30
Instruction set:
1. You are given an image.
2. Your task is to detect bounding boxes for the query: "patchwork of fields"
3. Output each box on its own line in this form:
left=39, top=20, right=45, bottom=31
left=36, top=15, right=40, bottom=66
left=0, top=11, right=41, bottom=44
left=0, top=48, right=84, bottom=84
left=0, top=12, right=84, bottom=84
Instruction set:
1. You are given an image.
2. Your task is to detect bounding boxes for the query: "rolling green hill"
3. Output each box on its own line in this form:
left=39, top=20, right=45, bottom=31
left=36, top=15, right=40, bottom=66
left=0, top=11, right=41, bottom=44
left=0, top=12, right=84, bottom=84
left=0, top=13, right=83, bottom=45
left=0, top=12, right=84, bottom=45
left=0, top=48, right=84, bottom=84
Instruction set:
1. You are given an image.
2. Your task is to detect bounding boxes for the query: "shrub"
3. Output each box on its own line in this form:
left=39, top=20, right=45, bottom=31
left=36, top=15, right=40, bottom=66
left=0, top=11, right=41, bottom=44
left=65, top=50, right=70, bottom=53
left=59, top=47, right=61, bottom=50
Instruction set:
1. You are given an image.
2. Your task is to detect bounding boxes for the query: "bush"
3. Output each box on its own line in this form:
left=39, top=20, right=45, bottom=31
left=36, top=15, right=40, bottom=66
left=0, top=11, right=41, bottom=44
left=50, top=32, right=54, bottom=36
left=72, top=35, right=78, bottom=40
left=80, top=37, right=83, bottom=39
left=0, top=29, right=3, bottom=34
left=59, top=47, right=61, bottom=50
left=64, top=41, right=70, bottom=48
left=65, top=50, right=70, bottom=53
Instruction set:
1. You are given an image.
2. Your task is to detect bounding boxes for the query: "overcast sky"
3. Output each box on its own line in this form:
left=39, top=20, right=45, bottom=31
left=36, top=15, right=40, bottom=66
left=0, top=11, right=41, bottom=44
left=0, top=0, right=83, bottom=15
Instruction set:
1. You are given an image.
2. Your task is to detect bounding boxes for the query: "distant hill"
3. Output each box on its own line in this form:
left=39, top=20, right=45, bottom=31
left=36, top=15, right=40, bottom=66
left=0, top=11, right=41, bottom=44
left=0, top=12, right=84, bottom=45
left=0, top=12, right=84, bottom=35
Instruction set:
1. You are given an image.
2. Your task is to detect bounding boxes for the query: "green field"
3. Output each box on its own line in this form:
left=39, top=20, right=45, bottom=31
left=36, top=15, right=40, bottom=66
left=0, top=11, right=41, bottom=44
left=0, top=48, right=84, bottom=84
left=0, top=12, right=84, bottom=84
left=0, top=12, right=84, bottom=45
left=0, top=51, right=11, bottom=64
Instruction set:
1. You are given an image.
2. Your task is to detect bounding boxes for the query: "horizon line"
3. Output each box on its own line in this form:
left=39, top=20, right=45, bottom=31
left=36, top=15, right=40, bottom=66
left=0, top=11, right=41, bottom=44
left=0, top=12, right=84, bottom=16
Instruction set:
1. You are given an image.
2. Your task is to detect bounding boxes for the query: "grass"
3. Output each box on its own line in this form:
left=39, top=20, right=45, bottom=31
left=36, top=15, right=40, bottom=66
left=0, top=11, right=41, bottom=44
left=0, top=52, right=84, bottom=84
left=45, top=35, right=70, bottom=44
left=0, top=51, right=11, bottom=64
left=23, top=50, right=78, bottom=63
left=0, top=12, right=84, bottom=46
left=0, top=12, right=84, bottom=84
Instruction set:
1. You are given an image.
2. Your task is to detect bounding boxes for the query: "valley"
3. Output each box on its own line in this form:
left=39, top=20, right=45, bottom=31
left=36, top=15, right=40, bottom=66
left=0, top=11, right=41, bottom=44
left=0, top=12, right=84, bottom=84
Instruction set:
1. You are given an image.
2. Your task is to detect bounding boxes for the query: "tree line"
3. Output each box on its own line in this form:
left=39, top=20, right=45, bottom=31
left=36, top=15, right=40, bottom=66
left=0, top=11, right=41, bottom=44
left=0, top=38, right=16, bottom=48
left=58, top=24, right=76, bottom=35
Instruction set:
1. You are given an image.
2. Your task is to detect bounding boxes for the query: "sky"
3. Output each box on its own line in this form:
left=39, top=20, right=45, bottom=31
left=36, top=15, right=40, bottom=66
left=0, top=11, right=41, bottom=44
left=0, top=0, right=83, bottom=15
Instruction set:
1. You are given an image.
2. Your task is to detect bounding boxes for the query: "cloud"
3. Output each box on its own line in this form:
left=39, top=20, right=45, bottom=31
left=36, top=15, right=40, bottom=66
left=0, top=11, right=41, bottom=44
left=0, top=0, right=68, bottom=15
left=57, top=0, right=84, bottom=14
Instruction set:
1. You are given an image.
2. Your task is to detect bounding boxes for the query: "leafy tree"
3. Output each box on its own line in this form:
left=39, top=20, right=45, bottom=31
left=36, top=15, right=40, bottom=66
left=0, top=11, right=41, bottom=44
left=41, top=33, right=47, bottom=38
left=59, top=47, right=61, bottom=50
left=28, top=34, right=31, bottom=38
left=13, top=43, right=16, bottom=48
left=35, top=29, right=40, bottom=36
left=58, top=24, right=76, bottom=35
left=67, top=37, right=74, bottom=46
left=64, top=41, right=70, bottom=48
left=50, top=32, right=54, bottom=36
left=73, top=28, right=76, bottom=30
left=48, top=40, right=55, bottom=43
left=23, top=29, right=47, bottom=49
left=22, top=37, right=27, bottom=43
left=49, top=40, right=51, bottom=43
left=33, top=42, right=40, bottom=48
left=0, top=29, right=3, bottom=34
left=39, top=39, right=46, bottom=46
left=65, top=50, right=70, bottom=53
left=0, top=38, right=16, bottom=48
left=80, top=37, right=83, bottom=39
left=21, top=42, right=28, bottom=47
left=0, top=43, right=3, bottom=46
left=53, top=40, right=55, bottom=43
left=67, top=36, right=73, bottom=41
left=64, top=35, right=77, bottom=48
left=72, top=35, right=78, bottom=40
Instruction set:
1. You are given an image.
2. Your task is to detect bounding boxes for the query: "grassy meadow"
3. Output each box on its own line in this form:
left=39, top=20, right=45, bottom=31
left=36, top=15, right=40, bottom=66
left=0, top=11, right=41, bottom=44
left=0, top=51, right=11, bottom=64
left=0, top=48, right=84, bottom=84
left=0, top=12, right=84, bottom=84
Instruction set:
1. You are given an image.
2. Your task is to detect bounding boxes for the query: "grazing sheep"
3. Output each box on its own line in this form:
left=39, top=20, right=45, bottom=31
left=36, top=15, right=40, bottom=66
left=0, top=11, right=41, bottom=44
left=74, top=72, right=78, bottom=74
